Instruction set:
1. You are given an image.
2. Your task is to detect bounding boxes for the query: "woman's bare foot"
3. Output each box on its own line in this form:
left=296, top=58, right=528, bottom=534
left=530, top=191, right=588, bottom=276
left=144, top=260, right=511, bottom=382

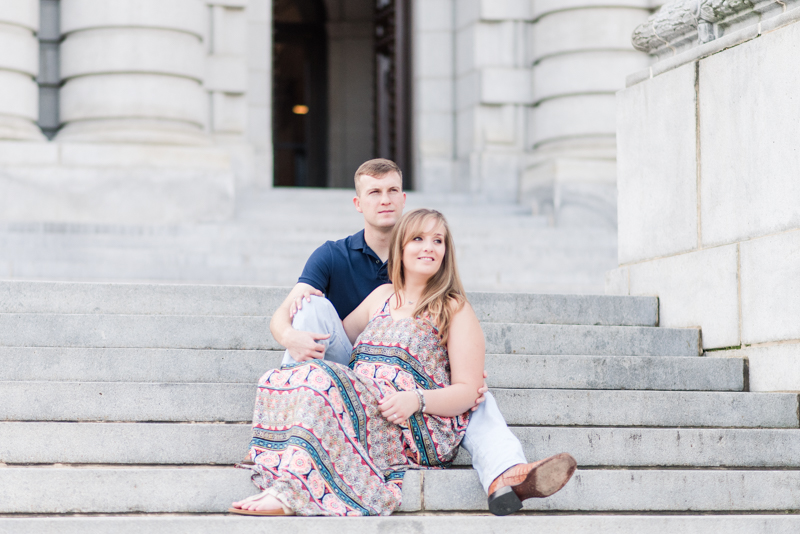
left=229, top=490, right=289, bottom=516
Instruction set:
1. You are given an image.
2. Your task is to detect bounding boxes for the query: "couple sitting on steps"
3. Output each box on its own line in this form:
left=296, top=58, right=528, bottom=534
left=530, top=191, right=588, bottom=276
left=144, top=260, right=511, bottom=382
left=229, top=158, right=577, bottom=517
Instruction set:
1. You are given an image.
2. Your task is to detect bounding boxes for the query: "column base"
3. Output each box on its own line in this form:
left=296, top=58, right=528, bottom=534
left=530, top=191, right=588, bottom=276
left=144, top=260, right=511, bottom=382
left=522, top=155, right=617, bottom=229
left=55, top=119, right=211, bottom=146
left=0, top=116, right=46, bottom=142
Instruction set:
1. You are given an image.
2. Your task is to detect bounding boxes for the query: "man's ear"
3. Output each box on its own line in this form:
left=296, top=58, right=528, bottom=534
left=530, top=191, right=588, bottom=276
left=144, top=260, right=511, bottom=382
left=353, top=196, right=363, bottom=213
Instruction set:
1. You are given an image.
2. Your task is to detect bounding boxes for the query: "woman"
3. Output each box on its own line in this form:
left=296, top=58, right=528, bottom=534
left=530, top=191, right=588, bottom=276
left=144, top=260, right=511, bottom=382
left=230, top=209, right=485, bottom=516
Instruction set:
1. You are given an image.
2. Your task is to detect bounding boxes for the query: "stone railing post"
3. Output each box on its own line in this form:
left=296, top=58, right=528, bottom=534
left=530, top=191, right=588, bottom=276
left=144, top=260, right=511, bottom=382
left=56, top=0, right=209, bottom=144
left=0, top=0, right=45, bottom=141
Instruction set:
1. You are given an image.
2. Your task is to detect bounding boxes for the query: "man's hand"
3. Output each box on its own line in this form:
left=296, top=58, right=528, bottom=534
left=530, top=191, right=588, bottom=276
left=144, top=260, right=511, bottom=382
left=289, top=288, right=324, bottom=319
left=471, top=370, right=489, bottom=411
left=283, top=328, right=331, bottom=362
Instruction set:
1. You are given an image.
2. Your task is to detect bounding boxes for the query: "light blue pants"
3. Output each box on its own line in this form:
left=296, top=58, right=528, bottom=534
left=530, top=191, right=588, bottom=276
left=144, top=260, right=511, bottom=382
left=281, top=296, right=527, bottom=493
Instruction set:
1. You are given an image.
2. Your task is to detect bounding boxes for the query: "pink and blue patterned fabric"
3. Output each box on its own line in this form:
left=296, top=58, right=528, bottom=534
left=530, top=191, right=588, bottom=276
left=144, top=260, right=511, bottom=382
left=240, top=300, right=470, bottom=516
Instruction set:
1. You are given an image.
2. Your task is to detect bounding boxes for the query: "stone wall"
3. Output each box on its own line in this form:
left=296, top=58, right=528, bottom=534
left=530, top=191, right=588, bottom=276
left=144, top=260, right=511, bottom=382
left=608, top=5, right=800, bottom=391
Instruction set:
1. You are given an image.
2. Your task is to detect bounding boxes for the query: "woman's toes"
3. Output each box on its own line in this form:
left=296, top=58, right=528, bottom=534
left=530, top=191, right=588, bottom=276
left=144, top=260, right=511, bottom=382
left=251, top=495, right=283, bottom=511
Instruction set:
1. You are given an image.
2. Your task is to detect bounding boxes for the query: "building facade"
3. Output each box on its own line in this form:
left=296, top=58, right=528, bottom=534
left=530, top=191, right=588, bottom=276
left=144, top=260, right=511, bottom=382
left=0, top=0, right=656, bottom=225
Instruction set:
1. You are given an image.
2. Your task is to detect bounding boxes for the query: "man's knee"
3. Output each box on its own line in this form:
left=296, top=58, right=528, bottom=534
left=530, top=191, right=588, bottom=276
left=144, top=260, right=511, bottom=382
left=292, top=295, right=337, bottom=330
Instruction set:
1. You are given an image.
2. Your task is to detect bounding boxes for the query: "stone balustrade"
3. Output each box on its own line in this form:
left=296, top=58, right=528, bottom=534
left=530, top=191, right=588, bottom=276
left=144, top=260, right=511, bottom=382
left=56, top=0, right=210, bottom=144
left=632, top=0, right=799, bottom=60
left=0, top=0, right=45, bottom=141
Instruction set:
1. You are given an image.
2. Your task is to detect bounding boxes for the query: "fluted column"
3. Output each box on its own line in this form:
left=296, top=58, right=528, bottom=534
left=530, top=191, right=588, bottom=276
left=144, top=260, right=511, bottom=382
left=56, top=0, right=209, bottom=144
left=523, top=1, right=652, bottom=226
left=0, top=0, right=45, bottom=141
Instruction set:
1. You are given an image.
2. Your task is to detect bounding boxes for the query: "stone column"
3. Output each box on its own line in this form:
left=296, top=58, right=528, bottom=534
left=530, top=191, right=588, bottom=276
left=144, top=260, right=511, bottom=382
left=0, top=0, right=45, bottom=141
left=56, top=0, right=209, bottom=144
left=523, top=1, right=651, bottom=226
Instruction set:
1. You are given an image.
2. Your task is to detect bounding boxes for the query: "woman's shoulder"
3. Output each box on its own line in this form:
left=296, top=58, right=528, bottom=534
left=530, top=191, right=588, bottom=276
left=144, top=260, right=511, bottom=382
left=364, top=284, right=393, bottom=311
left=369, top=284, right=393, bottom=300
left=448, top=296, right=478, bottom=326
left=447, top=294, right=470, bottom=314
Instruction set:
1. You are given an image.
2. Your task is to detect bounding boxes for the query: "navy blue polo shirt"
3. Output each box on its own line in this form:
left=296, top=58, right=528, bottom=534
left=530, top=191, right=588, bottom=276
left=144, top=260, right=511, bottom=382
left=298, top=230, right=390, bottom=319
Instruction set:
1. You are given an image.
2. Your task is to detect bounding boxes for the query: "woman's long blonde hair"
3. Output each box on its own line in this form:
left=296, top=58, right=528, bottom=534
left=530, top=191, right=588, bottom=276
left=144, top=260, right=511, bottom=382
left=387, top=209, right=466, bottom=345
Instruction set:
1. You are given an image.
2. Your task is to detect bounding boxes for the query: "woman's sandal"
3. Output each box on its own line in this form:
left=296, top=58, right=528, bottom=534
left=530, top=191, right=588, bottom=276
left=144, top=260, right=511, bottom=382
left=228, top=489, right=294, bottom=516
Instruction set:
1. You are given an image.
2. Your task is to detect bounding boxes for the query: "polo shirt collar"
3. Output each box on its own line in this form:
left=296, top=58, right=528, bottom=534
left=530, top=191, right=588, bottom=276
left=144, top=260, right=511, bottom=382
left=349, top=229, right=367, bottom=251
left=350, top=229, right=385, bottom=264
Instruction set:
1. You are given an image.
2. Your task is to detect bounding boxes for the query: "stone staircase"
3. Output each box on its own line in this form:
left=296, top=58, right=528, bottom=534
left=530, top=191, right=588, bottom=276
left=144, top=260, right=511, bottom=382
left=0, top=188, right=617, bottom=294
left=2, top=280, right=800, bottom=533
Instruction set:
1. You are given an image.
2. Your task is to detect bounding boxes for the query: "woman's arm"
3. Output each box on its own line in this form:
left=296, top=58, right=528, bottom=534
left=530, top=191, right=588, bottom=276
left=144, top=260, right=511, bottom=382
left=379, top=300, right=485, bottom=421
left=423, top=301, right=485, bottom=416
left=342, top=284, right=394, bottom=345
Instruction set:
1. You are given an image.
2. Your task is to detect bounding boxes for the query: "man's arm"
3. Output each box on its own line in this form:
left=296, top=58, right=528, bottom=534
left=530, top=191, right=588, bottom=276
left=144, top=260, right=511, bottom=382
left=270, top=283, right=330, bottom=362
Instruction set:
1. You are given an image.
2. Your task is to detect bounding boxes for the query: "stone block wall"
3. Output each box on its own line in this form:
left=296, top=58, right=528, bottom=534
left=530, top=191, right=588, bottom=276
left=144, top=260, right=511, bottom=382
left=609, top=8, right=800, bottom=391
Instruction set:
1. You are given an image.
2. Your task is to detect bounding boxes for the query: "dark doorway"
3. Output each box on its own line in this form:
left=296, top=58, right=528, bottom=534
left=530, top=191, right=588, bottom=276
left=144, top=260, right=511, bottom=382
left=374, top=0, right=413, bottom=189
left=273, top=0, right=328, bottom=187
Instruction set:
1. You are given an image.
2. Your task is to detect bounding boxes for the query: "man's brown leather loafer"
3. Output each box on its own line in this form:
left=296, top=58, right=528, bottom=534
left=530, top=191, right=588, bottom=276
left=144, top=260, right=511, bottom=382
left=487, top=452, right=577, bottom=516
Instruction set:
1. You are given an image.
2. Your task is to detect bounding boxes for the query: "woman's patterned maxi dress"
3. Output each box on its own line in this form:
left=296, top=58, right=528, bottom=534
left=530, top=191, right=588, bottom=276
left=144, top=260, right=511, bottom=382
left=240, top=300, right=470, bottom=516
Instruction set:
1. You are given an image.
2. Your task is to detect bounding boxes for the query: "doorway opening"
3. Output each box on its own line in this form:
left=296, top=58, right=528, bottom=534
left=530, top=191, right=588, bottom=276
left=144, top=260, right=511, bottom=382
left=271, top=0, right=413, bottom=189
left=272, top=0, right=328, bottom=187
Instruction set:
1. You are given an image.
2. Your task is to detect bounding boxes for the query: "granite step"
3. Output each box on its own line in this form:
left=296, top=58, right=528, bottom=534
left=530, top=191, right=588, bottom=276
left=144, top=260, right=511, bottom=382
left=1, top=383, right=794, bottom=427
left=5, top=423, right=800, bottom=468
left=0, top=348, right=742, bottom=391
left=0, top=281, right=657, bottom=326
left=1, top=515, right=799, bottom=534
left=0, top=314, right=698, bottom=355
left=3, top=467, right=800, bottom=514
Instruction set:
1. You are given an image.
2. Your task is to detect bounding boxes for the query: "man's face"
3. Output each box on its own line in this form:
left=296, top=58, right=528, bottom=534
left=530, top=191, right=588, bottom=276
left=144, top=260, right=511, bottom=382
left=353, top=172, right=406, bottom=230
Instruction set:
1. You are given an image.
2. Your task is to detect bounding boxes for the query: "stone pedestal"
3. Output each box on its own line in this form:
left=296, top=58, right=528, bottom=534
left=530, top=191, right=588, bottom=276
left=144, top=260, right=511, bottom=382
left=0, top=1, right=45, bottom=141
left=609, top=7, right=800, bottom=391
left=522, top=1, right=650, bottom=227
left=55, top=0, right=209, bottom=145
left=0, top=142, right=234, bottom=224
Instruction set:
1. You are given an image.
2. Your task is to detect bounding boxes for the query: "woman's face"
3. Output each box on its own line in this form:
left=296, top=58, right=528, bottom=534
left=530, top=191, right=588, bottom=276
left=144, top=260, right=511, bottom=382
left=402, top=218, right=446, bottom=280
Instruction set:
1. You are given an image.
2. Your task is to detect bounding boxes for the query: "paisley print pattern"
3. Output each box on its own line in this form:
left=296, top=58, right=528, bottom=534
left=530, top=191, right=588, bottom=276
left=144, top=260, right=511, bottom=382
left=240, top=299, right=470, bottom=516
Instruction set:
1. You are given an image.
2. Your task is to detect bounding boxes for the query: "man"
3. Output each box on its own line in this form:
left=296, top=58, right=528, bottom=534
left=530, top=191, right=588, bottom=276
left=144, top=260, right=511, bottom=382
left=269, top=158, right=576, bottom=516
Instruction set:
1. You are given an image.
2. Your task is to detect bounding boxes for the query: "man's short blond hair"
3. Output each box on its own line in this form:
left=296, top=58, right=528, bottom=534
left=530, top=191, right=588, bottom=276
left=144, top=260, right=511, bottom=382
left=354, top=159, right=403, bottom=195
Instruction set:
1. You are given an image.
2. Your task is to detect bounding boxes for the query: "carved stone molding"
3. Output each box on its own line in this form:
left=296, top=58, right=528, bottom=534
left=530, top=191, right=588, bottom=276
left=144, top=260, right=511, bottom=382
left=632, top=0, right=796, bottom=58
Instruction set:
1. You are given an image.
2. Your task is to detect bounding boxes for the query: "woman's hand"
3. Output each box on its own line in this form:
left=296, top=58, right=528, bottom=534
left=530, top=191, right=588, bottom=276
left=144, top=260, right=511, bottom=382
left=379, top=391, right=420, bottom=426
left=471, top=370, right=489, bottom=411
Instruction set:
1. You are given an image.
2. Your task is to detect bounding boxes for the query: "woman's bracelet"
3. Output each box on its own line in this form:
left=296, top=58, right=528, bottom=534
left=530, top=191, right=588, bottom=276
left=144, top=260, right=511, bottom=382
left=413, top=389, right=426, bottom=414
